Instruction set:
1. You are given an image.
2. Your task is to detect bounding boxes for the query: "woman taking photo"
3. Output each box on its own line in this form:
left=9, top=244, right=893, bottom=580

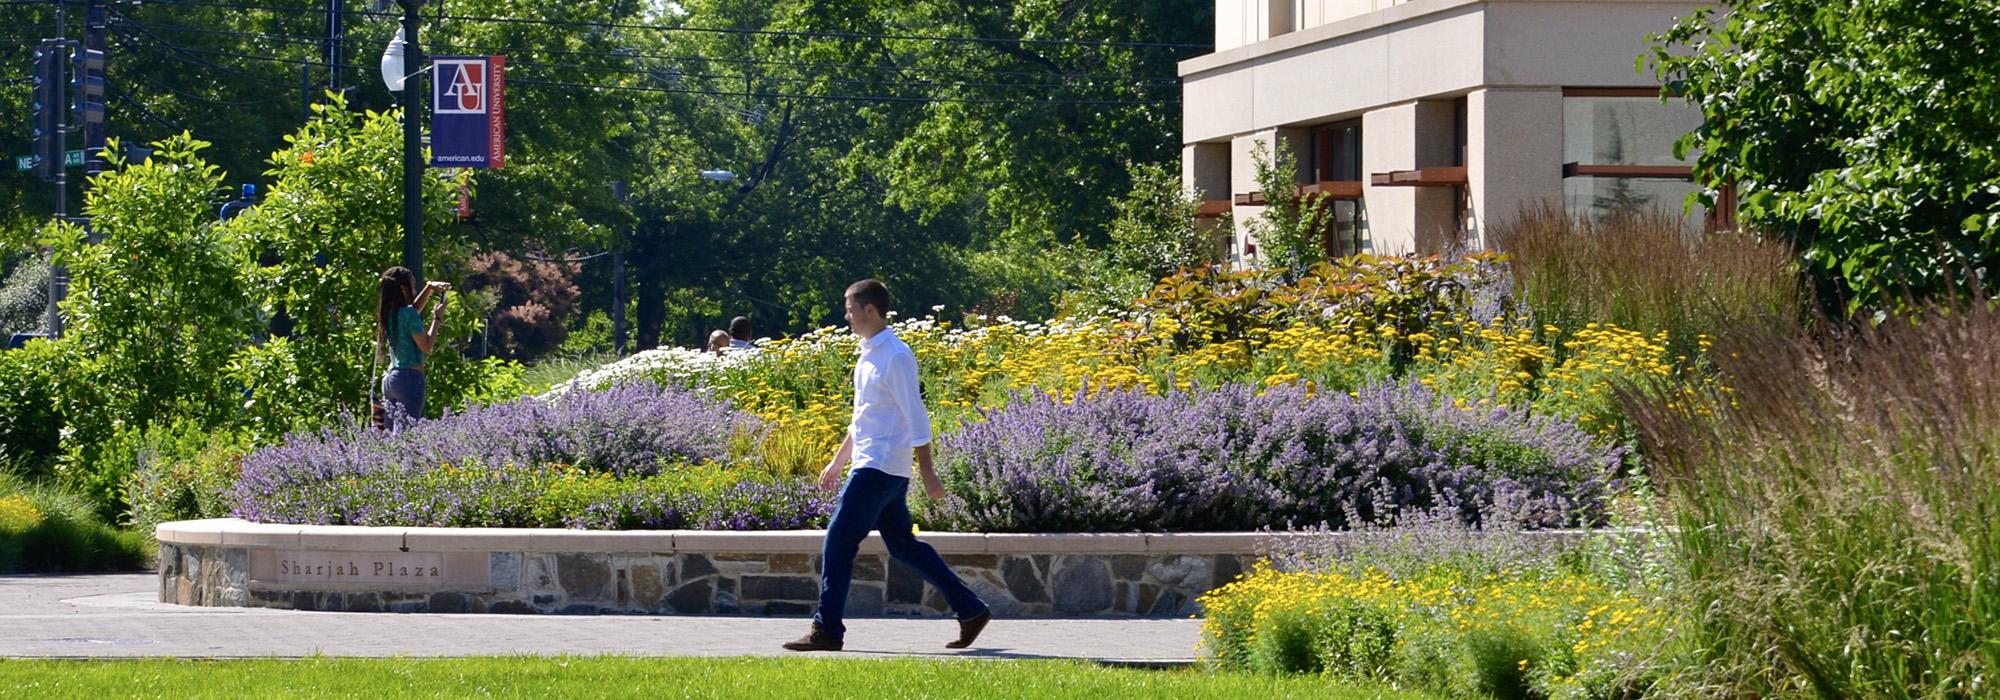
left=375, top=266, right=449, bottom=422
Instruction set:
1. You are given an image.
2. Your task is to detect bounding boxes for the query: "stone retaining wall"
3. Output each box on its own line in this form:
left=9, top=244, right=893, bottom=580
left=156, top=520, right=1268, bottom=618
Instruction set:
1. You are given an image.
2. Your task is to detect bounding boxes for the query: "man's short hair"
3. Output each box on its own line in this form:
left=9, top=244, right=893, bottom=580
left=845, top=279, right=890, bottom=317
left=729, top=316, right=752, bottom=340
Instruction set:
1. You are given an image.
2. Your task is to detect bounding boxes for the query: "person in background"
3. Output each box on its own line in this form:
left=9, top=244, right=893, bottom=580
left=783, top=279, right=991, bottom=653
left=706, top=329, right=733, bottom=354
left=729, top=316, right=755, bottom=350
left=375, top=266, right=448, bottom=422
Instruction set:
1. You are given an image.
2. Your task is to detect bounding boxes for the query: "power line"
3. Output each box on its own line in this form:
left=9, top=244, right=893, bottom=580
left=104, top=28, right=1181, bottom=107
left=108, top=24, right=304, bottom=88
left=500, top=57, right=1177, bottom=94
left=108, top=15, right=1184, bottom=86
left=434, top=43, right=1181, bottom=85
left=112, top=18, right=329, bottom=47
left=508, top=76, right=1179, bottom=106
left=117, top=57, right=288, bottom=107
left=116, top=0, right=1212, bottom=50
left=417, top=11, right=1212, bottom=50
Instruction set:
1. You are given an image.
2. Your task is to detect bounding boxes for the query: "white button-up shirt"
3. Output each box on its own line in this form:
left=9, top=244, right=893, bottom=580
left=847, top=328, right=931, bottom=478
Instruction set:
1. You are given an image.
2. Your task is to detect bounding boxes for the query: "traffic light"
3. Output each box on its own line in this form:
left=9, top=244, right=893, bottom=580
left=73, top=48, right=105, bottom=135
left=30, top=40, right=63, bottom=181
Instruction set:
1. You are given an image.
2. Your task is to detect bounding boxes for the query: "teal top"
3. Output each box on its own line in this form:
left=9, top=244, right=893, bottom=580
left=390, top=306, right=426, bottom=369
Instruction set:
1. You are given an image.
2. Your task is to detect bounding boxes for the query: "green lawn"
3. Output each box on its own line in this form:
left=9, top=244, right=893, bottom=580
left=0, top=656, right=1437, bottom=699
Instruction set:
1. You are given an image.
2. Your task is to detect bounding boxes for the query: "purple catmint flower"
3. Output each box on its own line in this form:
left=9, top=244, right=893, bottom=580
left=928, top=381, right=1617, bottom=532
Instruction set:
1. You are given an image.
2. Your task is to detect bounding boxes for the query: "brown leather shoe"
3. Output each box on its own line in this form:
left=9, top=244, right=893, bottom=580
left=781, top=623, right=843, bottom=652
left=946, top=610, right=991, bottom=649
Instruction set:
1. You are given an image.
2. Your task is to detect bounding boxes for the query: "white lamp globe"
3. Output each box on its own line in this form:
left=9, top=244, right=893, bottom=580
left=380, top=27, right=408, bottom=91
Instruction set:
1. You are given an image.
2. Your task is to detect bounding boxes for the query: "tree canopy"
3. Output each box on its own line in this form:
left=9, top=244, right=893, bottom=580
left=1647, top=0, right=2000, bottom=313
left=3, top=0, right=1212, bottom=350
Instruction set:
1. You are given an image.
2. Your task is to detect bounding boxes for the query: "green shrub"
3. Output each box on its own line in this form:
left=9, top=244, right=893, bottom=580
left=125, top=424, right=253, bottom=535
left=0, top=252, right=48, bottom=336
left=0, top=337, right=64, bottom=477
left=0, top=472, right=149, bottom=573
left=1451, top=625, right=1540, bottom=700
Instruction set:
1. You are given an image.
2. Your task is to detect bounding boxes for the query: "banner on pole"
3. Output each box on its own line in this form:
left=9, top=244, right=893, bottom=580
left=430, top=56, right=505, bottom=169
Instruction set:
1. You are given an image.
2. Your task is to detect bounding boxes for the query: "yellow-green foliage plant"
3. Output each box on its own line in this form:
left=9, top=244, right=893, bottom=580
left=1200, top=561, right=1673, bottom=699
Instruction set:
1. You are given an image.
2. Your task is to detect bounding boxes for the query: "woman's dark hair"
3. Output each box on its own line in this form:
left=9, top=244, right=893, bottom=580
left=376, top=266, right=416, bottom=352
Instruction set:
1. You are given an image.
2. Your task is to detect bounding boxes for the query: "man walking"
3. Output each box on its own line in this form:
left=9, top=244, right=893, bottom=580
left=783, top=279, right=991, bottom=652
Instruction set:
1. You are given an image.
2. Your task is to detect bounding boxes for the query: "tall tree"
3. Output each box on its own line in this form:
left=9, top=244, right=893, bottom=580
left=1648, top=0, right=2000, bottom=313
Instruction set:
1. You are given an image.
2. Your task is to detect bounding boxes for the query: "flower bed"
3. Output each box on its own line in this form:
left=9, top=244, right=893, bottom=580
left=232, top=383, right=827, bottom=528
left=235, top=255, right=1652, bottom=535
left=556, top=255, right=1708, bottom=459
left=925, top=382, right=1619, bottom=533
left=236, top=378, right=1614, bottom=535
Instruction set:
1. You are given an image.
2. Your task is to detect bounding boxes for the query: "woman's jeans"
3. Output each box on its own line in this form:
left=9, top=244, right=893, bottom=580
left=381, top=367, right=426, bottom=422
left=814, top=467, right=987, bottom=639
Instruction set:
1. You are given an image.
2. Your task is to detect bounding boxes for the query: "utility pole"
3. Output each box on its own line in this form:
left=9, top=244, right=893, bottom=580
left=79, top=0, right=105, bottom=177
left=611, top=181, right=629, bottom=357
left=324, top=0, right=344, bottom=95
left=307, top=0, right=344, bottom=119
left=45, top=0, right=67, bottom=338
left=398, top=0, right=425, bottom=283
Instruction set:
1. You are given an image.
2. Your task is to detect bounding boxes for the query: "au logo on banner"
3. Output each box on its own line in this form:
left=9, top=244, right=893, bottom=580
left=430, top=56, right=506, bottom=169
left=438, top=60, right=488, bottom=114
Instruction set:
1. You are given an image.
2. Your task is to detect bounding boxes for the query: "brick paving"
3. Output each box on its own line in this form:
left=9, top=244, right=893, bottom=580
left=0, top=574, right=1202, bottom=663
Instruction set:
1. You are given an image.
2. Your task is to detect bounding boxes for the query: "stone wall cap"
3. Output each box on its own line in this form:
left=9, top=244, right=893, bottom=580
left=987, top=533, right=1152, bottom=554
left=160, top=520, right=1601, bottom=556
left=1146, top=532, right=1275, bottom=553
left=155, top=518, right=235, bottom=545
left=402, top=527, right=543, bottom=552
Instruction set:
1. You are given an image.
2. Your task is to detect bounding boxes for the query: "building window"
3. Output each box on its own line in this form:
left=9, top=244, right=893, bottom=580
left=1310, top=120, right=1363, bottom=182
left=1561, top=88, right=1705, bottom=226
left=1309, top=121, right=1365, bottom=256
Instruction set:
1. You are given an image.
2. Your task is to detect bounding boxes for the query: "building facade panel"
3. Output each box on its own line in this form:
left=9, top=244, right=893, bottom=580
left=1182, top=0, right=1708, bottom=265
left=1482, top=2, right=1701, bottom=87
left=1467, top=87, right=1564, bottom=245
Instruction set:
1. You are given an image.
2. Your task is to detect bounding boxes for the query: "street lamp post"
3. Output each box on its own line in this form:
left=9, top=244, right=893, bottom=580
left=380, top=2, right=425, bottom=281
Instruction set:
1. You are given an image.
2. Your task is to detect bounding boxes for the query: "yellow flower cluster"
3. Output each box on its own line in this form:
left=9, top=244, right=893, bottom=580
left=581, top=259, right=1720, bottom=462
left=1200, top=561, right=1672, bottom=690
left=0, top=495, right=42, bottom=533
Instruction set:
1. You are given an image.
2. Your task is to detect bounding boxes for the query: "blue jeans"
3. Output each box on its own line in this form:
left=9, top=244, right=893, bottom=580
left=814, top=467, right=987, bottom=639
left=381, top=367, right=426, bottom=422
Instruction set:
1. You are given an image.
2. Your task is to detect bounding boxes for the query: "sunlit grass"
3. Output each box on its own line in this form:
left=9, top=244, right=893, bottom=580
left=0, top=656, right=1442, bottom=699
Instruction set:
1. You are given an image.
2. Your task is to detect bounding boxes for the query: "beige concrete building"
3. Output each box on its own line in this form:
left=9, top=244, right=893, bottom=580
left=1181, top=0, right=1713, bottom=263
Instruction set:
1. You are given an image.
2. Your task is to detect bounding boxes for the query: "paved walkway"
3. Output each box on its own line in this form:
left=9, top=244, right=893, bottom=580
left=0, top=574, right=1203, bottom=664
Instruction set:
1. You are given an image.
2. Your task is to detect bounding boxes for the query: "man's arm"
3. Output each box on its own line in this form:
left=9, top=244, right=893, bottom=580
left=818, top=432, right=854, bottom=492
left=898, top=353, right=944, bottom=499
left=914, top=444, right=946, bottom=500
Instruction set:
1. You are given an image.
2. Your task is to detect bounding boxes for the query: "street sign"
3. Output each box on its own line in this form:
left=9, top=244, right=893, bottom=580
left=13, top=150, right=85, bottom=172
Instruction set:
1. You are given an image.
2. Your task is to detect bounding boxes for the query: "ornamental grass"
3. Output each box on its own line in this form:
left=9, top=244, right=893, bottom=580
left=1620, top=301, right=2000, bottom=698
left=1490, top=202, right=1803, bottom=366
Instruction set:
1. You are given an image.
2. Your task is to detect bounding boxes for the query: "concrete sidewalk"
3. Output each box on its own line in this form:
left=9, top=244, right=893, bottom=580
left=0, top=574, right=1203, bottom=664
